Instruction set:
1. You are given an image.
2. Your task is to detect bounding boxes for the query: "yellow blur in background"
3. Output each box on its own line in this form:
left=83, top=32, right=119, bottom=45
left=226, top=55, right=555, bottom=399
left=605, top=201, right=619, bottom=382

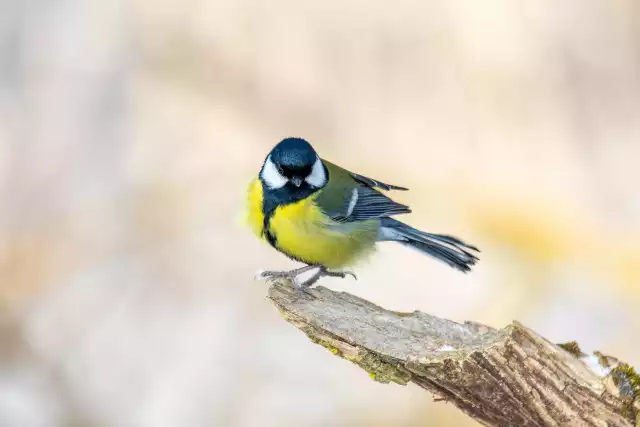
left=1, top=0, right=639, bottom=426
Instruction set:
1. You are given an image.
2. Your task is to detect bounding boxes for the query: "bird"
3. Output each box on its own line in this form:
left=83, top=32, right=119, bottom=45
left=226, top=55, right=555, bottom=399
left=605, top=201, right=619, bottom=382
left=247, top=137, right=479, bottom=295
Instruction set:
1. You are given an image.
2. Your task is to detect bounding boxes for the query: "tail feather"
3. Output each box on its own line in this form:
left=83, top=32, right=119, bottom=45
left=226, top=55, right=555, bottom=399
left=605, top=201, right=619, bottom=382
left=378, top=217, right=479, bottom=273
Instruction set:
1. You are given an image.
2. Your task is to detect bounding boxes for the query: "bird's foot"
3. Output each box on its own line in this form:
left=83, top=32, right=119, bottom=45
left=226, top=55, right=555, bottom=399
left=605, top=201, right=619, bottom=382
left=254, top=264, right=319, bottom=283
left=255, top=266, right=357, bottom=299
left=295, top=267, right=357, bottom=295
left=254, top=270, right=295, bottom=283
left=319, top=269, right=357, bottom=281
left=255, top=265, right=322, bottom=298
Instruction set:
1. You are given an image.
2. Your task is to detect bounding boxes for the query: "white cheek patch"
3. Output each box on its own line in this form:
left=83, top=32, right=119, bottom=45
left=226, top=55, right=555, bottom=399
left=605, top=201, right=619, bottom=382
left=305, top=157, right=327, bottom=188
left=261, top=156, right=288, bottom=189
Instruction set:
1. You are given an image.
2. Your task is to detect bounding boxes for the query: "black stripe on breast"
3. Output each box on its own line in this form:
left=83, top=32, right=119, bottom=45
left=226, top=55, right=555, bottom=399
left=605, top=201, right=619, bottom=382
left=262, top=200, right=278, bottom=247
left=260, top=179, right=322, bottom=252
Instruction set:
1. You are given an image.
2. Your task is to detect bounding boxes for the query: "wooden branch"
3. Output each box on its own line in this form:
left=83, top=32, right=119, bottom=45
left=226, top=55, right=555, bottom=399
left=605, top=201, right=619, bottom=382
left=267, top=280, right=640, bottom=427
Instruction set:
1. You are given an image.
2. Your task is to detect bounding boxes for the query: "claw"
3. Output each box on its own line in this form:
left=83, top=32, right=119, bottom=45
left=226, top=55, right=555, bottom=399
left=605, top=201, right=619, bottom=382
left=330, top=270, right=357, bottom=280
left=321, top=269, right=357, bottom=281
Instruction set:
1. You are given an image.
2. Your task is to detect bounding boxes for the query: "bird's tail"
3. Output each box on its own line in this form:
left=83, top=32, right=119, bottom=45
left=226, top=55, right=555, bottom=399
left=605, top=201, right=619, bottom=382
left=378, top=217, right=479, bottom=273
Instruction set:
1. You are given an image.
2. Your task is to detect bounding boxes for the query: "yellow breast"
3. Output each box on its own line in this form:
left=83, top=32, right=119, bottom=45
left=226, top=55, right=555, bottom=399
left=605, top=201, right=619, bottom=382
left=246, top=178, right=378, bottom=268
left=247, top=178, right=266, bottom=238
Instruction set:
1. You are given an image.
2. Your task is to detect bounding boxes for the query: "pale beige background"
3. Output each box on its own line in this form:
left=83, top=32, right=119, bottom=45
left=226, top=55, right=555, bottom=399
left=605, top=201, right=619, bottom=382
left=1, top=0, right=639, bottom=426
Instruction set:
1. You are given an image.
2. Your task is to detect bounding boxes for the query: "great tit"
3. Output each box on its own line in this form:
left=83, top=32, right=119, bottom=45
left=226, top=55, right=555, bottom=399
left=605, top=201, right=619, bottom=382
left=248, top=137, right=479, bottom=292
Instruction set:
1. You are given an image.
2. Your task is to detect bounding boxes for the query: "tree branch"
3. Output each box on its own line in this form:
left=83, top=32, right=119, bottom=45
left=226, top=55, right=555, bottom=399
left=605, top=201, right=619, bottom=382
left=267, top=280, right=640, bottom=427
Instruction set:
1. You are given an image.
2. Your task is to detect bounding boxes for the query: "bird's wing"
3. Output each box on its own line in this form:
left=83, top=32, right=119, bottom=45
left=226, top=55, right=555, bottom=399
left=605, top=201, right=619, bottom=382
left=336, top=186, right=411, bottom=222
left=322, top=159, right=408, bottom=191
left=315, top=160, right=411, bottom=223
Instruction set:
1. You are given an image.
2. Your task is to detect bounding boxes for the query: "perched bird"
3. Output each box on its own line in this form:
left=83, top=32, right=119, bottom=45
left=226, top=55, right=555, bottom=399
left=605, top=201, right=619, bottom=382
left=248, top=137, right=479, bottom=293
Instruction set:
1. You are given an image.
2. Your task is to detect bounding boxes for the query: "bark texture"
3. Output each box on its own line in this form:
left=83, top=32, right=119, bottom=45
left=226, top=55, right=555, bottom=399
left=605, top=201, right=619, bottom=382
left=268, top=281, right=640, bottom=427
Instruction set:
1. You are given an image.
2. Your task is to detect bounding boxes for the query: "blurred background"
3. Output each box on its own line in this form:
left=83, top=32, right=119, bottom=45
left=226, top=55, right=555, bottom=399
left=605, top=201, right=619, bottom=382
left=1, top=0, right=639, bottom=425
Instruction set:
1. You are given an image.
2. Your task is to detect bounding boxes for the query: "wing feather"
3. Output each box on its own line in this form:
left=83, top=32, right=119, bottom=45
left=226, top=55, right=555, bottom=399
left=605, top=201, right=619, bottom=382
left=350, top=172, right=408, bottom=191
left=316, top=160, right=411, bottom=223
left=330, top=187, right=411, bottom=222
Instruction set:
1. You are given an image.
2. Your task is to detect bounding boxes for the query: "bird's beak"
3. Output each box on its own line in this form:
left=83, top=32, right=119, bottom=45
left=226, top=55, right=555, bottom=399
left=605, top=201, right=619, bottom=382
left=291, top=177, right=303, bottom=187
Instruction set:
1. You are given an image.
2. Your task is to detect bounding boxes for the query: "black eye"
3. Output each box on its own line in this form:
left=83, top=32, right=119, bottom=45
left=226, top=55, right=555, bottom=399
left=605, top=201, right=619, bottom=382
left=277, top=165, right=284, bottom=175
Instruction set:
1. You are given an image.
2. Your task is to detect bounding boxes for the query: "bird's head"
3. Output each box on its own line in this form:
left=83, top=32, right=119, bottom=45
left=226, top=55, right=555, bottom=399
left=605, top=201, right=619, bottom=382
left=261, top=138, right=327, bottom=190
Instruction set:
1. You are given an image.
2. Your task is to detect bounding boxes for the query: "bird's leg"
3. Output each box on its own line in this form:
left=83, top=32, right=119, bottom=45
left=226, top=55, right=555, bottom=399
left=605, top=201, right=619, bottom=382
left=255, top=264, right=319, bottom=283
left=256, top=265, right=357, bottom=298
left=297, top=267, right=357, bottom=291
left=297, top=270, right=324, bottom=288
left=293, top=270, right=324, bottom=298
